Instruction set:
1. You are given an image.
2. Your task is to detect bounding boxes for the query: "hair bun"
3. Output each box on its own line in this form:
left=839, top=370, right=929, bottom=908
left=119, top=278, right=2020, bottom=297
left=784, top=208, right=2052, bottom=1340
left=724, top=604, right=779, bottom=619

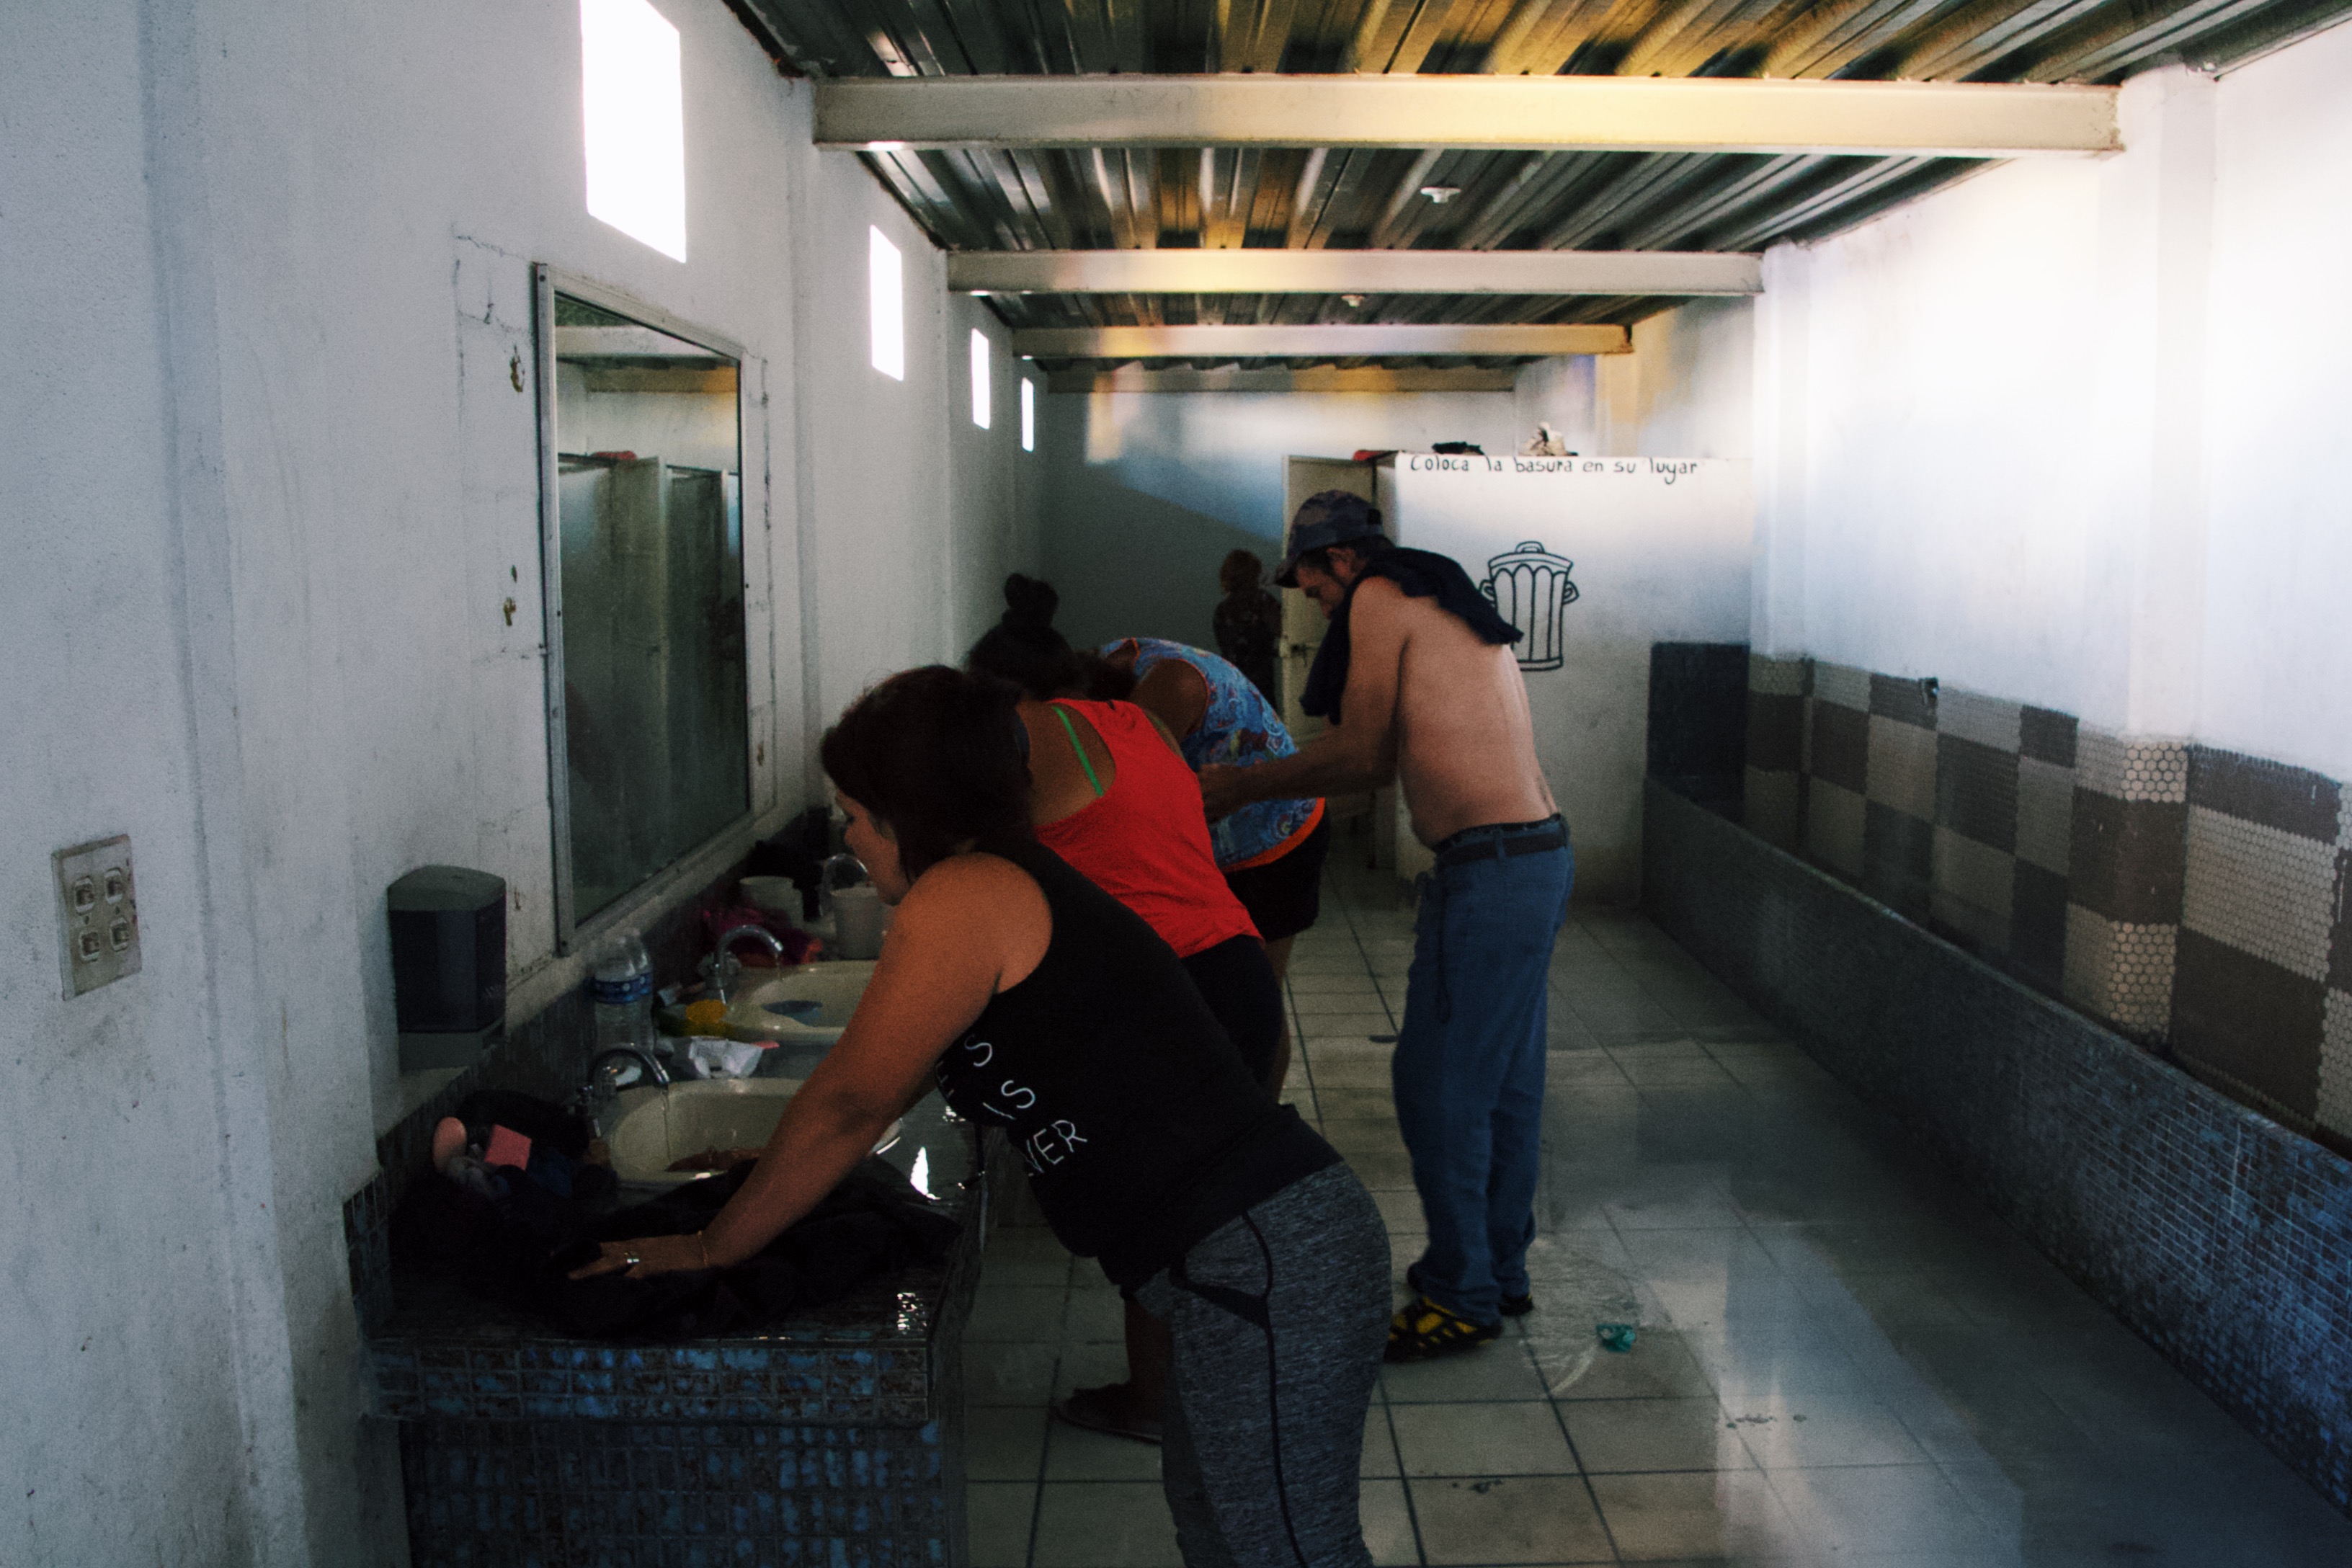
left=1001, top=574, right=1059, bottom=629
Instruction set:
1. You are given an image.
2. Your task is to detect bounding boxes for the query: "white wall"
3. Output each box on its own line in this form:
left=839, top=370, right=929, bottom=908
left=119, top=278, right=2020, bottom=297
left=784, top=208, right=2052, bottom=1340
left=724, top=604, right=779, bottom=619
left=786, top=184, right=1040, bottom=775
left=1752, top=24, right=2352, bottom=780
left=1389, top=458, right=1754, bottom=901
left=1, top=1, right=1000, bottom=1562
left=793, top=151, right=952, bottom=741
left=1516, top=300, right=1755, bottom=461
left=1751, top=153, right=2128, bottom=716
left=1038, top=388, right=1518, bottom=650
left=2198, top=22, right=2352, bottom=773
left=2, top=4, right=266, bottom=1562
left=945, top=298, right=1048, bottom=667
left=1036, top=312, right=1755, bottom=652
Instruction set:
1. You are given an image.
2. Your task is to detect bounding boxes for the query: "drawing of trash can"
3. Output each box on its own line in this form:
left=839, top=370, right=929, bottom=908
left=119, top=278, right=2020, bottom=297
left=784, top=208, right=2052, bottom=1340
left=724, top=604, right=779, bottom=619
left=1480, top=540, right=1579, bottom=672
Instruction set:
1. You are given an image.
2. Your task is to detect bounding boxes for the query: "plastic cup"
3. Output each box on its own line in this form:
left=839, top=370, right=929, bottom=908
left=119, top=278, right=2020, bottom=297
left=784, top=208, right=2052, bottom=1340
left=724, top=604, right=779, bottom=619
left=832, top=886, right=886, bottom=961
left=739, top=875, right=797, bottom=913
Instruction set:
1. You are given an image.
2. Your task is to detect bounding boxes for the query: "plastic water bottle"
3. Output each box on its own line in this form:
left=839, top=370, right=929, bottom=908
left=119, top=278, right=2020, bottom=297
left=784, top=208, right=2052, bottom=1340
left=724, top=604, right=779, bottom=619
left=589, top=929, right=659, bottom=1057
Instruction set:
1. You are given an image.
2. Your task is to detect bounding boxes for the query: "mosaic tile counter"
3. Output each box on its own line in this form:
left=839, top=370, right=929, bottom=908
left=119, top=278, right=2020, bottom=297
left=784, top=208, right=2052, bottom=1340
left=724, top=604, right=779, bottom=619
left=368, top=1092, right=992, bottom=1568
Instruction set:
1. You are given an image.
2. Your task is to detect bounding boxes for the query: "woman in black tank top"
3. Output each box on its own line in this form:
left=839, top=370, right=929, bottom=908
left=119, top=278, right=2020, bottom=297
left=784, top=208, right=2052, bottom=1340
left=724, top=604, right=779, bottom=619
left=573, top=668, right=1391, bottom=1568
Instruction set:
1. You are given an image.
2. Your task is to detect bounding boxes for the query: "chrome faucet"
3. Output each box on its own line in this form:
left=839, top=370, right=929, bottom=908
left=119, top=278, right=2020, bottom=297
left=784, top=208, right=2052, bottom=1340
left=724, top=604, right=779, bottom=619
left=578, top=1046, right=668, bottom=1136
left=584, top=1046, right=669, bottom=1097
left=710, top=923, right=787, bottom=1005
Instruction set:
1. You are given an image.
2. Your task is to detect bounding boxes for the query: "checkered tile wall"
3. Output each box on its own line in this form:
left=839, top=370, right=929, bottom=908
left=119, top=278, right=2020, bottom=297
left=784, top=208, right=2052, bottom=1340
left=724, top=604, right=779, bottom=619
left=1743, top=654, right=2352, bottom=1152
left=1646, top=778, right=2352, bottom=1519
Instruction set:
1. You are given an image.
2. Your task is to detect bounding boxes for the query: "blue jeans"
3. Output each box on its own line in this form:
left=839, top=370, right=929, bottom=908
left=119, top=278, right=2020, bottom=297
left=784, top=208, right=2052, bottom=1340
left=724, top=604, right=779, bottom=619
left=1392, top=825, right=1573, bottom=1324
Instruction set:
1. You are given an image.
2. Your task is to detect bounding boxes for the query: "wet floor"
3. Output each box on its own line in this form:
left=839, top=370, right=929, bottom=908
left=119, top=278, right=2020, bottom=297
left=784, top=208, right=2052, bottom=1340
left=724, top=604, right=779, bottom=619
left=961, top=860, right=2352, bottom=1566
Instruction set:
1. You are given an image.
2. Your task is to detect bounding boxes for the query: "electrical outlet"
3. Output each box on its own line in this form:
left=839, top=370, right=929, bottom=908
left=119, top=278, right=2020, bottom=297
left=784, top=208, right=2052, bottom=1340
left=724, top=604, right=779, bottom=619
left=55, top=835, right=139, bottom=998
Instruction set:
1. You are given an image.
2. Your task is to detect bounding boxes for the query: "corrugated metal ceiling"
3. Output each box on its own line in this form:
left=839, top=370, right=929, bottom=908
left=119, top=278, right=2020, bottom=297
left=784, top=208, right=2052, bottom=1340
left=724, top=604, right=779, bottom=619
left=731, top=0, right=2350, bottom=368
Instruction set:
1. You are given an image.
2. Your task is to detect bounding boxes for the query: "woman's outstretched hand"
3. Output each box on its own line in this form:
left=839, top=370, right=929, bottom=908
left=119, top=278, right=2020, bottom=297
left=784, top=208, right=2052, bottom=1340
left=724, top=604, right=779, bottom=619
left=567, top=1231, right=713, bottom=1281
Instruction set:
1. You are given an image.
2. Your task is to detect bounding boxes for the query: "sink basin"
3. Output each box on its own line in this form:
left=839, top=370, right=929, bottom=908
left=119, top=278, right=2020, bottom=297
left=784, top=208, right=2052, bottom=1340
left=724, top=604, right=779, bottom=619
left=605, top=1078, right=898, bottom=1190
left=723, top=960, right=876, bottom=1043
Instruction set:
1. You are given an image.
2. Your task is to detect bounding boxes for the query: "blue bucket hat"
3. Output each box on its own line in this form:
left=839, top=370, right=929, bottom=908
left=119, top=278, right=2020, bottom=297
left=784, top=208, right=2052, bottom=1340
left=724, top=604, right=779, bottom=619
left=1275, top=491, right=1386, bottom=587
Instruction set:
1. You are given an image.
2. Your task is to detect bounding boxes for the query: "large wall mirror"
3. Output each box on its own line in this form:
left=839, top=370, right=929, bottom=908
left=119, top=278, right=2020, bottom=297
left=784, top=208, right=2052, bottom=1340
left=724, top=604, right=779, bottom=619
left=534, top=267, right=752, bottom=947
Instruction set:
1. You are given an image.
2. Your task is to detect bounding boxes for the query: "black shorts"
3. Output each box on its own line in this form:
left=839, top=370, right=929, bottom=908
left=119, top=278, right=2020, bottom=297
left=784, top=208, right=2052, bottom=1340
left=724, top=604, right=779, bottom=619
left=1221, top=811, right=1330, bottom=943
left=1180, top=935, right=1284, bottom=1085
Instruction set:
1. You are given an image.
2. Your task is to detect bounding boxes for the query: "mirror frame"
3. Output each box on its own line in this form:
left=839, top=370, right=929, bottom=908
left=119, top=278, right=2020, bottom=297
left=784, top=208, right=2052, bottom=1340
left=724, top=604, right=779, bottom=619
left=533, top=262, right=758, bottom=955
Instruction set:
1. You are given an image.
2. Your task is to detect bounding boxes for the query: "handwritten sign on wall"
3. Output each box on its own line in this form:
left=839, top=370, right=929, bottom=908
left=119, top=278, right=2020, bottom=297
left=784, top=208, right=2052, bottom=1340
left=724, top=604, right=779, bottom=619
left=1404, top=453, right=1708, bottom=484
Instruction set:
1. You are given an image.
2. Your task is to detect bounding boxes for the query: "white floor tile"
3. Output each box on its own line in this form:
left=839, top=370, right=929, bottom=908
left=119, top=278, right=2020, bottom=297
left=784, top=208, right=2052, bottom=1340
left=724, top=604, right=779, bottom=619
left=1391, top=1401, right=1578, bottom=1477
left=953, top=873, right=2352, bottom=1568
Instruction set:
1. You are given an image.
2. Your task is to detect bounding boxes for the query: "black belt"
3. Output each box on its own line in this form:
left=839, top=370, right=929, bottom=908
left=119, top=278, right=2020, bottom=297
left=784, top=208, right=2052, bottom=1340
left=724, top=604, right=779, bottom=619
left=1430, top=816, right=1567, bottom=871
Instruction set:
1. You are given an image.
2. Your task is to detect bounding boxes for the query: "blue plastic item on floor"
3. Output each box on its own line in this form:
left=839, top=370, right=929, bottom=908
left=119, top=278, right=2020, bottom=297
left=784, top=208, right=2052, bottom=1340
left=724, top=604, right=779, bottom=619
left=1595, top=1322, right=1636, bottom=1353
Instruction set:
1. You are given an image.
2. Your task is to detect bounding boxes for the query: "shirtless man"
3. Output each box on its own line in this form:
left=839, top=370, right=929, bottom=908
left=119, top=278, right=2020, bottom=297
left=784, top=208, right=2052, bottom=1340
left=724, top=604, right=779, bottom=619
left=1200, top=491, right=1573, bottom=1361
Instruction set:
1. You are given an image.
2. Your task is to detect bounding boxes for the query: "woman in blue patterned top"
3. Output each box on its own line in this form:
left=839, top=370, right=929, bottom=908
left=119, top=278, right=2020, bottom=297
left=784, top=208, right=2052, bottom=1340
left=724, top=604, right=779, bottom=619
left=1095, top=637, right=1330, bottom=1095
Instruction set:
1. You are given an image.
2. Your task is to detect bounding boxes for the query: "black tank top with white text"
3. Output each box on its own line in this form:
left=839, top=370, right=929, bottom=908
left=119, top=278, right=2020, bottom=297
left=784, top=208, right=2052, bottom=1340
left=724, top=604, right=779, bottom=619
left=933, top=835, right=1337, bottom=1288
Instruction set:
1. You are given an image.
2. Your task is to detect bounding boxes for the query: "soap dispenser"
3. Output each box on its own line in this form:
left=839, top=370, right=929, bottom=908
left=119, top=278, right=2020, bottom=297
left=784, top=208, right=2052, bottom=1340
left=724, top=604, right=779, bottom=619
left=388, top=865, right=507, bottom=1072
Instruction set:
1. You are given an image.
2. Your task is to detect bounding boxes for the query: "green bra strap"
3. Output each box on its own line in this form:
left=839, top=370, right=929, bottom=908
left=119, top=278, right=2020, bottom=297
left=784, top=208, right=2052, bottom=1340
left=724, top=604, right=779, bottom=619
left=1051, top=703, right=1106, bottom=797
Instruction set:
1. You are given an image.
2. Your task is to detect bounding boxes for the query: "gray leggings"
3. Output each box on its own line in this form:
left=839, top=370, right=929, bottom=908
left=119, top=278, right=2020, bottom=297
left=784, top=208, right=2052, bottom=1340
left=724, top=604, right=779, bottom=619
left=1135, top=1163, right=1392, bottom=1568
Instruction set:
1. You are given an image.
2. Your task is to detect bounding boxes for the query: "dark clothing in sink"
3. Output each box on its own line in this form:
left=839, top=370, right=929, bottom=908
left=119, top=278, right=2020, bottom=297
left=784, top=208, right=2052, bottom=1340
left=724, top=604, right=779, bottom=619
left=391, top=1153, right=958, bottom=1341
left=933, top=834, right=1339, bottom=1291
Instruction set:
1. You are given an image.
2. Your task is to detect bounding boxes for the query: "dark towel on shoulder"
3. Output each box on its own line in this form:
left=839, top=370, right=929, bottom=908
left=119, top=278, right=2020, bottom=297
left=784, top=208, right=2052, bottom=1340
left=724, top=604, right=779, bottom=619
left=1300, top=548, right=1520, bottom=723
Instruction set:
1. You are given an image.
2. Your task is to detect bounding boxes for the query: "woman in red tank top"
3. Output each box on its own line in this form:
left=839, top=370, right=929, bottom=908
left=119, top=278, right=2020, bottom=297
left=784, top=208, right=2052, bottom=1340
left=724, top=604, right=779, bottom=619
left=1032, top=698, right=1258, bottom=956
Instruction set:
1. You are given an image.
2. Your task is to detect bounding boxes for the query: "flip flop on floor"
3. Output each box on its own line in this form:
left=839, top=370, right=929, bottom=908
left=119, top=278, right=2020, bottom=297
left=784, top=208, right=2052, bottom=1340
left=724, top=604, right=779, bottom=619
left=1052, top=1383, right=1163, bottom=1445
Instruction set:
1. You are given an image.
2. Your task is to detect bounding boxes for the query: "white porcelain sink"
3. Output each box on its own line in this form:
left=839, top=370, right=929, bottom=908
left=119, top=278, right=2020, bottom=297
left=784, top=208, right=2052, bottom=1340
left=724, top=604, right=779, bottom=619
left=723, top=960, right=876, bottom=1043
left=605, top=1077, right=898, bottom=1190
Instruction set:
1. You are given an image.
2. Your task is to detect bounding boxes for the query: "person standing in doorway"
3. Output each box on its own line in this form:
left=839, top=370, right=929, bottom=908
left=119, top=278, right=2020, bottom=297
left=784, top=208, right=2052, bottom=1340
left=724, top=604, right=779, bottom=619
left=1211, top=549, right=1283, bottom=706
left=1200, top=491, right=1572, bottom=1363
left=1093, top=636, right=1330, bottom=1098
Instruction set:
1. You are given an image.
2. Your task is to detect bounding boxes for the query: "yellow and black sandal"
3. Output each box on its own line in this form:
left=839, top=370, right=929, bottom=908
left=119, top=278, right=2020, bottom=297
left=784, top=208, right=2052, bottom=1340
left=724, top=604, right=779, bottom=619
left=1384, top=1293, right=1503, bottom=1363
left=1407, top=1262, right=1536, bottom=1319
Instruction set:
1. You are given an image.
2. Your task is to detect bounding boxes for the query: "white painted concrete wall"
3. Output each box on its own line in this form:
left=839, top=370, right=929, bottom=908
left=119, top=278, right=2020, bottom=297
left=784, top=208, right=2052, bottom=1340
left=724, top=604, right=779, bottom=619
left=945, top=297, right=1048, bottom=668
left=1515, top=300, right=1756, bottom=462
left=1, top=1, right=1011, bottom=1562
left=3, top=4, right=270, bottom=1562
left=1038, top=388, right=1518, bottom=650
left=2197, top=22, right=2352, bottom=776
left=787, top=184, right=1040, bottom=780
left=1036, top=307, right=1755, bottom=655
left=1389, top=458, right=1755, bottom=901
left=794, top=148, right=951, bottom=740
left=1752, top=23, right=2352, bottom=780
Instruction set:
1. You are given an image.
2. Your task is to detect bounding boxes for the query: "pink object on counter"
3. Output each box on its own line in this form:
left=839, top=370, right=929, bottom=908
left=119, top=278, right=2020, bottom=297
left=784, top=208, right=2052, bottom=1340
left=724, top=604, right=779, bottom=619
left=483, top=1125, right=533, bottom=1170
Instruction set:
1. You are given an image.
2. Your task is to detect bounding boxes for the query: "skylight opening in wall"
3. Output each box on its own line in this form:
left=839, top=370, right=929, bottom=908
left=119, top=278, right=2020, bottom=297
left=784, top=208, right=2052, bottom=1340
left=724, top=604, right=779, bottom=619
left=580, top=0, right=686, bottom=262
left=971, top=330, right=992, bottom=429
left=1020, top=378, right=1035, bottom=452
left=870, top=228, right=904, bottom=380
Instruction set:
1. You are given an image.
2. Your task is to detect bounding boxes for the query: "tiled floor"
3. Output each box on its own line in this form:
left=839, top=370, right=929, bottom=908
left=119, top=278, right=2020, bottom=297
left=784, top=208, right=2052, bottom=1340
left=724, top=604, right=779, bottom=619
left=962, top=862, right=2352, bottom=1567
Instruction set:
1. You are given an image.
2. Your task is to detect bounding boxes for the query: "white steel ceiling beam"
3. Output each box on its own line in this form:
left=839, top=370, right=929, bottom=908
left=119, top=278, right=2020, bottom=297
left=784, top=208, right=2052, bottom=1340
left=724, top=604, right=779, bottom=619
left=950, top=248, right=1761, bottom=296
left=1048, top=366, right=1521, bottom=393
left=816, top=74, right=2119, bottom=159
left=1011, top=324, right=1631, bottom=359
